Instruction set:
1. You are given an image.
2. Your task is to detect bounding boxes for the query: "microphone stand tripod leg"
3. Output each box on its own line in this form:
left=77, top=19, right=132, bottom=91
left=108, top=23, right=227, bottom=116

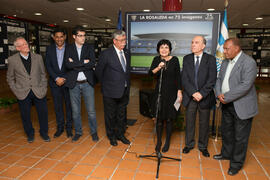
left=156, top=151, right=162, bottom=178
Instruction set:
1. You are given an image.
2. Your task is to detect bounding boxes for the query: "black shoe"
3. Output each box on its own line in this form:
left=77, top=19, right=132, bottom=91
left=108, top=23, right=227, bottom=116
left=72, top=134, right=81, bottom=142
left=155, top=143, right=162, bottom=152
left=110, top=138, right=118, bottom=146
left=117, top=136, right=130, bottom=145
left=213, top=154, right=230, bottom=160
left=41, top=134, right=50, bottom=142
left=66, top=130, right=73, bottom=138
left=182, top=146, right=193, bottom=154
left=54, top=129, right=64, bottom=138
left=91, top=133, right=99, bottom=142
left=199, top=149, right=210, bottom=157
left=162, top=142, right=170, bottom=153
left=228, top=168, right=239, bottom=176
left=27, top=136, right=34, bottom=143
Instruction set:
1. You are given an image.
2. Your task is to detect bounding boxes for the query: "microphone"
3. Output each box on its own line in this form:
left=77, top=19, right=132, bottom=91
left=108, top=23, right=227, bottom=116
left=160, top=59, right=167, bottom=70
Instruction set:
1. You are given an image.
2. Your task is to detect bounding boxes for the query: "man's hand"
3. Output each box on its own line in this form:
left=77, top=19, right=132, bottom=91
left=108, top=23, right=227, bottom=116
left=192, top=92, right=203, bottom=102
left=68, top=58, right=73, bottom=62
left=217, top=94, right=226, bottom=104
left=84, top=59, right=90, bottom=64
left=56, top=77, right=66, bottom=86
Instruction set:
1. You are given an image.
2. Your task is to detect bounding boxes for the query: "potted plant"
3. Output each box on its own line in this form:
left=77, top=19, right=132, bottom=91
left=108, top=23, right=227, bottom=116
left=0, top=97, right=18, bottom=113
left=255, top=84, right=260, bottom=91
left=174, top=110, right=185, bottom=131
left=255, top=84, right=261, bottom=97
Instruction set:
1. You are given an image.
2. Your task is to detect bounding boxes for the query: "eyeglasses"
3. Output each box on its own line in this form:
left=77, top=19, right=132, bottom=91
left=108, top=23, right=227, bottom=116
left=76, top=34, right=86, bottom=38
left=115, top=38, right=126, bottom=42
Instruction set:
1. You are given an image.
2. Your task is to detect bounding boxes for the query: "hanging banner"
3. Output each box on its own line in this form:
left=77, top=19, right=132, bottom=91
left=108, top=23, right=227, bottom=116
left=162, top=0, right=182, bottom=11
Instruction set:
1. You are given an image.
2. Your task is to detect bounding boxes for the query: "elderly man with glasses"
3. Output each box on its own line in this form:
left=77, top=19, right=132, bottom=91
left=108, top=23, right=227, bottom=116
left=95, top=30, right=131, bottom=146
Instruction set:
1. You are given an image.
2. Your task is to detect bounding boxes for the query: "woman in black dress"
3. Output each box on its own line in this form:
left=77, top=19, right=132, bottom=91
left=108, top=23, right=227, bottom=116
left=149, top=39, right=182, bottom=152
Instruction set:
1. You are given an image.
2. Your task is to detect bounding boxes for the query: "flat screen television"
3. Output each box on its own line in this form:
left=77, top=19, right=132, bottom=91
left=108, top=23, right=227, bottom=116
left=126, top=12, right=222, bottom=73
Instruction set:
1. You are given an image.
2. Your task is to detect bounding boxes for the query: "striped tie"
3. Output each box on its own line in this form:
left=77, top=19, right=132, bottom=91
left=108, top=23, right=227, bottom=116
left=119, top=51, right=126, bottom=72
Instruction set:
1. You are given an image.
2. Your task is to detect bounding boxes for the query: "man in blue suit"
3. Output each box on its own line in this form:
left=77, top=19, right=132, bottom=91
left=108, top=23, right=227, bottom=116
left=214, top=38, right=258, bottom=176
left=45, top=29, right=73, bottom=138
left=95, top=30, right=130, bottom=146
left=64, top=26, right=99, bottom=142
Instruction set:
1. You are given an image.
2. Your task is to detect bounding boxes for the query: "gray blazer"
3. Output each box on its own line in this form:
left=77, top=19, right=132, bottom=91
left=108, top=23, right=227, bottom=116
left=215, top=52, right=258, bottom=119
left=7, top=52, right=47, bottom=100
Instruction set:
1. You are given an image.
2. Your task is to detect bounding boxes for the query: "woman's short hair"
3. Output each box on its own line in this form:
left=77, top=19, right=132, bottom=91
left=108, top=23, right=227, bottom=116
left=156, top=39, right=172, bottom=53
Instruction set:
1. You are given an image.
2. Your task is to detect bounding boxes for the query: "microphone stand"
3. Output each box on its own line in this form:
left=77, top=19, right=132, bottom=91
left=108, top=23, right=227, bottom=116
left=139, top=66, right=181, bottom=179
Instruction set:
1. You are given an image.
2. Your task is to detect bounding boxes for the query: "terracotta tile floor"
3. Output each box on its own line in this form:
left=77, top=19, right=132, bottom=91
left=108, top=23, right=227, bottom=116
left=0, top=71, right=270, bottom=179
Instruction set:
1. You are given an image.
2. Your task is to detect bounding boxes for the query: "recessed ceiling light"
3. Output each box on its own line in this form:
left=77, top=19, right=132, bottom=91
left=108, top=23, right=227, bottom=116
left=207, top=8, right=215, bottom=11
left=63, top=20, right=69, bottom=23
left=105, top=19, right=111, bottom=22
left=76, top=8, right=84, bottom=11
left=242, top=23, right=249, bottom=26
left=143, top=9, right=150, bottom=12
left=256, top=17, right=263, bottom=20
left=13, top=15, right=17, bottom=17
left=82, top=24, right=88, bottom=27
left=34, top=12, right=42, bottom=16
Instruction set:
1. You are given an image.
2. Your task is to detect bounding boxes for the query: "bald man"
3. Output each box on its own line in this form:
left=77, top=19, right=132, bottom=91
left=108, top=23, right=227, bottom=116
left=7, top=37, right=50, bottom=143
left=181, top=36, right=217, bottom=157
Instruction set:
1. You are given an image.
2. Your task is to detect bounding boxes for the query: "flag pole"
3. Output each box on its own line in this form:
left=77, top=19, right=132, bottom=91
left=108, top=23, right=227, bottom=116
left=212, top=0, right=229, bottom=140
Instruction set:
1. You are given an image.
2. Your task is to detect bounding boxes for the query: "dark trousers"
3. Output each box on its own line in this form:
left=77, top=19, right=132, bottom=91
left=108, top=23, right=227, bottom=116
left=50, top=85, right=72, bottom=131
left=17, top=90, right=48, bottom=138
left=103, top=88, right=129, bottom=140
left=221, top=102, right=253, bottom=170
left=185, top=100, right=210, bottom=149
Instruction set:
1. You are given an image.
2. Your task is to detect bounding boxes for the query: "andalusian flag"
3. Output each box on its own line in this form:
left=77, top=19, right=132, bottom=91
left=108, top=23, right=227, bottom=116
left=216, top=2, right=229, bottom=73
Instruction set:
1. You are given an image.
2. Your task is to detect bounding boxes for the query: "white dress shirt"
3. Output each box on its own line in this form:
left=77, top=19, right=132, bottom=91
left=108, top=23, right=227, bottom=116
left=75, top=44, right=87, bottom=81
left=113, top=45, right=127, bottom=86
left=221, top=51, right=242, bottom=94
left=194, top=53, right=203, bottom=65
left=113, top=45, right=126, bottom=67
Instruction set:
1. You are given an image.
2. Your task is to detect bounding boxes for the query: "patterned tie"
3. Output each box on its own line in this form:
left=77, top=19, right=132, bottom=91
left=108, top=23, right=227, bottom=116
left=195, top=56, right=200, bottom=90
left=119, top=51, right=126, bottom=72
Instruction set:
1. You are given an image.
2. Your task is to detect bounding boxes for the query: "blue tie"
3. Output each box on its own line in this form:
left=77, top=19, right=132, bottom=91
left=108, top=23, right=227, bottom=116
left=119, top=51, right=126, bottom=72
left=195, top=56, right=200, bottom=90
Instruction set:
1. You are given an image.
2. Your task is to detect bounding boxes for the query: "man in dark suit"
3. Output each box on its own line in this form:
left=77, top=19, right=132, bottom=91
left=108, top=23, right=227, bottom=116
left=95, top=30, right=130, bottom=146
left=64, top=26, right=99, bottom=142
left=214, top=38, right=258, bottom=176
left=45, top=28, right=72, bottom=138
left=182, top=36, right=217, bottom=157
left=7, top=37, right=50, bottom=143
